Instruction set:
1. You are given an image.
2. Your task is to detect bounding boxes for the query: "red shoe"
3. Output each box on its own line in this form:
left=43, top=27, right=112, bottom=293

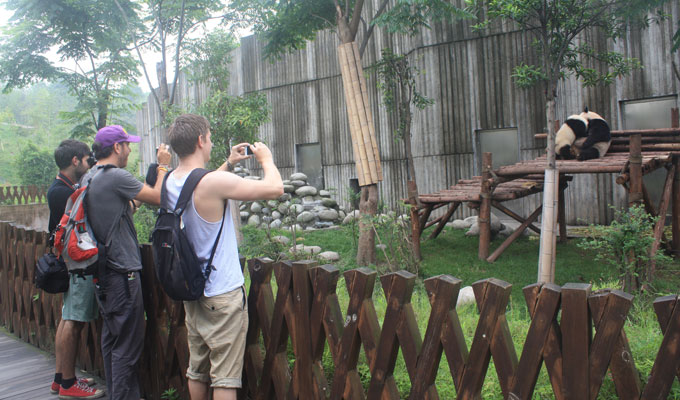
left=50, top=378, right=96, bottom=394
left=58, top=381, right=105, bottom=399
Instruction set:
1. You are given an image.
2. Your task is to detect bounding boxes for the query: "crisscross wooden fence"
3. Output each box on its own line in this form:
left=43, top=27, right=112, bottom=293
left=2, top=220, right=680, bottom=399
left=0, top=185, right=47, bottom=205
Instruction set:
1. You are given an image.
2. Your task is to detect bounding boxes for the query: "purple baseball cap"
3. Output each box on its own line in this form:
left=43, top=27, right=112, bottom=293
left=94, top=125, right=141, bottom=147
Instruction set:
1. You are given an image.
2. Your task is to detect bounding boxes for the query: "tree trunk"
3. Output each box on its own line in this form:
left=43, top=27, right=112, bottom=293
left=157, top=61, right=170, bottom=139
left=538, top=95, right=558, bottom=283
left=357, top=184, right=378, bottom=265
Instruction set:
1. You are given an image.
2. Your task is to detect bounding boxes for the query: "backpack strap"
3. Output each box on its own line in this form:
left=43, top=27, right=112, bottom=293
left=164, top=168, right=227, bottom=275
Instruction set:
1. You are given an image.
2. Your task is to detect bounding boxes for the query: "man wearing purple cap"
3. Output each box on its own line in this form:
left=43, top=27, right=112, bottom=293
left=80, top=125, right=171, bottom=400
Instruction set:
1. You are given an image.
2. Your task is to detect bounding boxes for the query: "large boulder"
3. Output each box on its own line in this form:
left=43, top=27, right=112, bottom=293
left=296, top=211, right=315, bottom=223
left=318, top=251, right=340, bottom=262
left=272, top=235, right=290, bottom=245
left=290, top=180, right=306, bottom=188
left=290, top=244, right=322, bottom=255
left=295, top=186, right=318, bottom=197
left=321, top=198, right=337, bottom=208
left=250, top=202, right=262, bottom=213
left=289, top=172, right=308, bottom=181
left=283, top=184, right=295, bottom=193
left=456, top=286, right=476, bottom=308
left=289, top=204, right=304, bottom=215
left=319, top=190, right=331, bottom=197
left=247, top=215, right=260, bottom=226
left=318, top=209, right=339, bottom=221
left=278, top=193, right=292, bottom=202
left=269, top=219, right=282, bottom=229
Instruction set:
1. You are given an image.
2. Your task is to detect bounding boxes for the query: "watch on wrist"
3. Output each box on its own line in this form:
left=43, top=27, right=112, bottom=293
left=226, top=160, right=234, bottom=172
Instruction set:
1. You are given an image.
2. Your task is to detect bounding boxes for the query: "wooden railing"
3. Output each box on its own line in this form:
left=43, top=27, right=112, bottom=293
left=0, top=185, right=48, bottom=205
left=3, top=220, right=680, bottom=399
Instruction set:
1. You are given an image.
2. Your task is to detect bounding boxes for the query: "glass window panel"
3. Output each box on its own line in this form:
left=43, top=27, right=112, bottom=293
left=622, top=96, right=678, bottom=214
left=478, top=128, right=519, bottom=170
left=295, top=143, right=324, bottom=189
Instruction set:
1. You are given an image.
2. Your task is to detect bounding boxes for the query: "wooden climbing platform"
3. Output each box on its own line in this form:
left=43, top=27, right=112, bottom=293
left=412, top=109, right=680, bottom=263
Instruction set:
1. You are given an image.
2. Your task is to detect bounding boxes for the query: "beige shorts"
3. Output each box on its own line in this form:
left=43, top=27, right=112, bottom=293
left=184, top=287, right=248, bottom=388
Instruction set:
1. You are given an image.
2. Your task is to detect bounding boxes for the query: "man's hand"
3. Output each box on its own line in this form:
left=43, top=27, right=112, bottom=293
left=227, top=143, right=252, bottom=165
left=250, top=142, right=274, bottom=165
left=157, top=143, right=171, bottom=165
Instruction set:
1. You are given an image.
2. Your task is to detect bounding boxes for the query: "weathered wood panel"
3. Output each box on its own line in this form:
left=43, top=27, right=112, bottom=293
left=136, top=0, right=680, bottom=225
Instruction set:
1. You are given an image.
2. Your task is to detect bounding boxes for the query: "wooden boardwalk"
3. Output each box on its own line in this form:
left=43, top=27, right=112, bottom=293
left=0, top=330, right=103, bottom=400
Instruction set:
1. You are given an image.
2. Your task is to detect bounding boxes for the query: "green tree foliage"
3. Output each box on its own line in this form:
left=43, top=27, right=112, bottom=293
left=578, top=205, right=672, bottom=292
left=185, top=30, right=271, bottom=169
left=114, top=0, right=230, bottom=129
left=0, top=0, right=140, bottom=138
left=15, top=143, right=55, bottom=187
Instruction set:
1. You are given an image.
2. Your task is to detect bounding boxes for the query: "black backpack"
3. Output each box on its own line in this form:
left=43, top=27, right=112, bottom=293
left=152, top=168, right=226, bottom=301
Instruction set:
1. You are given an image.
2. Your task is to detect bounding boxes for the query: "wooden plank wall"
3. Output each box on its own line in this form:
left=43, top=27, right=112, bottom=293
left=136, top=0, right=680, bottom=225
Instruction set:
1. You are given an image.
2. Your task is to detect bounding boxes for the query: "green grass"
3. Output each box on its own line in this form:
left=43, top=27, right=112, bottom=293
left=239, top=223, right=680, bottom=398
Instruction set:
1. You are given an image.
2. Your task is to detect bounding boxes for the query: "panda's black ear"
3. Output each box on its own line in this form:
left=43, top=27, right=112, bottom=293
left=583, top=106, right=589, bottom=113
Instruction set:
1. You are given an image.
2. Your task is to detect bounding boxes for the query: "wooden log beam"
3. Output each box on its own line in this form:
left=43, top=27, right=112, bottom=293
left=491, top=200, right=541, bottom=234
left=558, top=175, right=567, bottom=243
left=487, top=205, right=542, bottom=263
left=649, top=164, right=676, bottom=279
left=429, top=202, right=461, bottom=240
left=535, top=127, right=680, bottom=140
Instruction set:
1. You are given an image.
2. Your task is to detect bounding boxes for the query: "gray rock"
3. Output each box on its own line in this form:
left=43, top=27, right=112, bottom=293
left=287, top=224, right=303, bottom=232
left=283, top=184, right=295, bottom=193
left=233, top=167, right=244, bottom=173
left=321, top=198, right=337, bottom=208
left=295, top=186, right=318, bottom=197
left=289, top=204, right=304, bottom=215
left=247, top=215, right=260, bottom=226
left=450, top=219, right=470, bottom=229
left=269, top=219, right=282, bottom=229
left=282, top=179, right=291, bottom=184
left=272, top=211, right=282, bottom=220
left=302, top=196, right=316, bottom=203
left=296, top=211, right=315, bottom=223
left=456, top=286, right=476, bottom=308
left=342, top=210, right=361, bottom=225
left=319, top=190, right=331, bottom=197
left=289, top=172, right=308, bottom=181
left=318, top=209, right=339, bottom=221
left=267, top=200, right=278, bottom=208
left=262, top=216, right=272, bottom=223
left=239, top=204, right=246, bottom=211
left=259, top=223, right=268, bottom=229
left=244, top=175, right=261, bottom=180
left=250, top=202, right=262, bottom=213
left=289, top=244, right=322, bottom=255
left=305, top=226, right=317, bottom=231
left=318, top=251, right=340, bottom=262
left=290, top=180, right=306, bottom=188
left=314, top=221, right=335, bottom=229
left=278, top=193, right=291, bottom=202
left=261, top=207, right=271, bottom=215
left=240, top=211, right=250, bottom=220
left=338, top=210, right=346, bottom=219
left=272, top=235, right=290, bottom=245
left=277, top=204, right=289, bottom=215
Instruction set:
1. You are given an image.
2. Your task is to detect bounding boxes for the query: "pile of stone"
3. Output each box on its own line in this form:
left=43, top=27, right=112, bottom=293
left=446, top=214, right=528, bottom=238
left=236, top=170, right=347, bottom=231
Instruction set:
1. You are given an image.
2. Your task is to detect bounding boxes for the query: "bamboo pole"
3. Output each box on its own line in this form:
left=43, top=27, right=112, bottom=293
left=479, top=153, right=492, bottom=260
left=337, top=44, right=369, bottom=186
left=342, top=42, right=380, bottom=183
left=538, top=167, right=558, bottom=283
left=352, top=43, right=382, bottom=179
left=558, top=175, right=567, bottom=243
left=629, top=134, right=643, bottom=205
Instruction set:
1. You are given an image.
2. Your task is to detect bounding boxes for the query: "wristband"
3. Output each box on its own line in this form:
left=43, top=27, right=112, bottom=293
left=226, top=160, right=235, bottom=172
left=158, top=166, right=169, bottom=173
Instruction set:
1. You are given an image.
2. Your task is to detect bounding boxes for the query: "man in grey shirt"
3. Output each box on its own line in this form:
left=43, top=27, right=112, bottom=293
left=83, top=125, right=171, bottom=400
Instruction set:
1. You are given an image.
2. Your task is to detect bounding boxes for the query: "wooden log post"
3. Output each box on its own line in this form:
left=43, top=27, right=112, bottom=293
left=672, top=107, right=680, bottom=257
left=628, top=134, right=643, bottom=206
left=479, top=152, right=492, bottom=260
left=558, top=174, right=567, bottom=243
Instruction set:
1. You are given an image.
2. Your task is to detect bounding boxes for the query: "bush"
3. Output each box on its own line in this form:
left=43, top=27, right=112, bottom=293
left=15, top=143, right=55, bottom=187
left=578, top=205, right=672, bottom=292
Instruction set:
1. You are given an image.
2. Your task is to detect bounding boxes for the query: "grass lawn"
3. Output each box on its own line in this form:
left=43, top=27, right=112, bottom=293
left=239, top=223, right=680, bottom=398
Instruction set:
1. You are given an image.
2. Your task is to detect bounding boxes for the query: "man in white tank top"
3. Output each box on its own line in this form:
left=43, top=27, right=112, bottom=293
left=166, top=114, right=283, bottom=400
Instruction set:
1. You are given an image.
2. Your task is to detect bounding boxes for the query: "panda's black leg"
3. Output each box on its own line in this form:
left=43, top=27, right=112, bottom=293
left=559, top=145, right=575, bottom=159
left=577, top=147, right=600, bottom=161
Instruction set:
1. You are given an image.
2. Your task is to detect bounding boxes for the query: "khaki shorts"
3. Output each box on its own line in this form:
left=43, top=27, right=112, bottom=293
left=184, top=287, right=248, bottom=388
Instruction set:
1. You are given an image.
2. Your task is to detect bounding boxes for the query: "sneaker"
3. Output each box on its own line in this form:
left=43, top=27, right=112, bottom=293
left=50, top=378, right=96, bottom=394
left=58, top=381, right=105, bottom=399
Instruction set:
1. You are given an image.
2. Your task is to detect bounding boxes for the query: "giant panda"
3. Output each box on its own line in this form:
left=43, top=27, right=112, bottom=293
left=573, top=108, right=611, bottom=161
left=555, top=114, right=589, bottom=159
